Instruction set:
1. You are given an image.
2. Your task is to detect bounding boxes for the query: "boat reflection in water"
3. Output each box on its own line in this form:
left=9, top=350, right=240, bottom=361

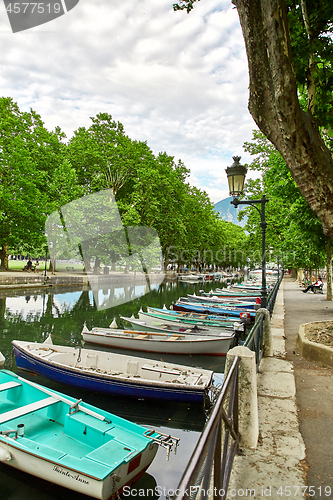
left=122, top=473, right=159, bottom=500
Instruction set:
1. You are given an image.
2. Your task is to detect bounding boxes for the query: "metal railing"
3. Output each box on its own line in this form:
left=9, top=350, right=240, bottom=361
left=174, top=356, right=240, bottom=500
left=267, top=272, right=283, bottom=313
left=243, top=312, right=264, bottom=368
left=243, top=273, right=283, bottom=368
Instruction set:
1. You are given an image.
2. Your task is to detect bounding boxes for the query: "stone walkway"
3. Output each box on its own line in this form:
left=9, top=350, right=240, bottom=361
left=284, top=277, right=333, bottom=498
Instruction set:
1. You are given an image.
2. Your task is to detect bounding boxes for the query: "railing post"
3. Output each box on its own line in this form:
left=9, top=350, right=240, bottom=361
left=225, top=346, right=258, bottom=449
left=255, top=308, right=273, bottom=357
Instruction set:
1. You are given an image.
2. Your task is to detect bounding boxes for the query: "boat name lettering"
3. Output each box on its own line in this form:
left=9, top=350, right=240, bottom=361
left=53, top=465, right=90, bottom=484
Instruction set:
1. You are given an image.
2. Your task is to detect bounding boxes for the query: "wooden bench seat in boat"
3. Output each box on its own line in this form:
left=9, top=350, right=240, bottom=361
left=0, top=397, right=59, bottom=424
left=86, top=438, right=135, bottom=467
left=141, top=364, right=181, bottom=376
left=63, top=411, right=115, bottom=446
left=0, top=382, right=21, bottom=392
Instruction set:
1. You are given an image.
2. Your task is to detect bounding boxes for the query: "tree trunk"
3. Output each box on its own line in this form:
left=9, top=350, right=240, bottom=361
left=326, top=237, right=332, bottom=301
left=49, top=259, right=55, bottom=274
left=78, top=243, right=91, bottom=273
left=93, top=256, right=101, bottom=274
left=0, top=244, right=9, bottom=271
left=233, top=0, right=333, bottom=237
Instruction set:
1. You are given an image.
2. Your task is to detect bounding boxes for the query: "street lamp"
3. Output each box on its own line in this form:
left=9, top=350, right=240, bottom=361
left=225, top=156, right=269, bottom=308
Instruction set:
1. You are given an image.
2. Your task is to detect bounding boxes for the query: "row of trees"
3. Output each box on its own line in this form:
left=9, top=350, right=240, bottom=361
left=0, top=97, right=247, bottom=272
left=1, top=95, right=330, bottom=275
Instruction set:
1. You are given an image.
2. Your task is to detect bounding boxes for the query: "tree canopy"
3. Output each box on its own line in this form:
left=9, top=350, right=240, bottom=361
left=0, top=97, right=68, bottom=268
left=0, top=99, right=248, bottom=271
left=173, top=0, right=333, bottom=239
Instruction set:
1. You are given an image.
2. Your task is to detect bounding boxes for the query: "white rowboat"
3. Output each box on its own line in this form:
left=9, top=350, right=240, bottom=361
left=81, top=323, right=234, bottom=356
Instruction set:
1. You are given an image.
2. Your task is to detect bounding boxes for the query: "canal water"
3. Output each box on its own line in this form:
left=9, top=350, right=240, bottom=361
left=0, top=277, right=237, bottom=500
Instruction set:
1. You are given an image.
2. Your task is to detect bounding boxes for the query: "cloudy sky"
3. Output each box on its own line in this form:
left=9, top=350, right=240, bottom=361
left=0, top=0, right=257, bottom=203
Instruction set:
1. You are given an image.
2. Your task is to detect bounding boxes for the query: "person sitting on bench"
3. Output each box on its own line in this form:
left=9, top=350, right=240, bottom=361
left=303, top=276, right=323, bottom=293
left=23, top=259, right=33, bottom=271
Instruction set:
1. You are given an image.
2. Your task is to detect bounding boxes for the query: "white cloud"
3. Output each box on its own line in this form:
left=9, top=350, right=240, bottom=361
left=0, top=0, right=257, bottom=203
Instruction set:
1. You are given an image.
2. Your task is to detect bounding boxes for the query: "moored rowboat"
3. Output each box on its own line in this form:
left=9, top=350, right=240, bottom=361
left=145, top=306, right=241, bottom=324
left=138, top=310, right=238, bottom=329
left=12, top=338, right=214, bottom=403
left=0, top=369, right=178, bottom=499
left=181, top=295, right=257, bottom=309
left=172, top=302, right=256, bottom=320
left=199, top=289, right=261, bottom=299
left=82, top=322, right=234, bottom=356
left=122, top=314, right=238, bottom=338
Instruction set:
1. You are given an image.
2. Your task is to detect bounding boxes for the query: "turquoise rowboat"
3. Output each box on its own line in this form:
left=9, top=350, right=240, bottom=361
left=145, top=306, right=241, bottom=325
left=0, top=369, right=178, bottom=499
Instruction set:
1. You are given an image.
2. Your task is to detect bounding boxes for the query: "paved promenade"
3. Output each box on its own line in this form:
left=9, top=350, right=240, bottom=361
left=227, top=277, right=333, bottom=500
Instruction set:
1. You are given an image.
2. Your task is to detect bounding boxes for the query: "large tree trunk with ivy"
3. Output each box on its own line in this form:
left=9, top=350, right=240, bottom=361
left=233, top=0, right=333, bottom=238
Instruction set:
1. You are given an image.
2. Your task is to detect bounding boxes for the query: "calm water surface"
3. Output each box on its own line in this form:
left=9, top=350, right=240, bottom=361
left=0, top=278, right=237, bottom=500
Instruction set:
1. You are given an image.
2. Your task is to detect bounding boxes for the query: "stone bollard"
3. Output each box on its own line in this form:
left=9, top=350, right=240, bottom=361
left=225, top=346, right=258, bottom=449
left=255, top=307, right=273, bottom=357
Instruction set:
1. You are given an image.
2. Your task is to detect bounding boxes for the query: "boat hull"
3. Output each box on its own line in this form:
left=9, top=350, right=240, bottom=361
left=12, top=343, right=212, bottom=403
left=200, top=290, right=261, bottom=298
left=186, top=294, right=257, bottom=306
left=172, top=302, right=255, bottom=320
left=0, top=439, right=155, bottom=500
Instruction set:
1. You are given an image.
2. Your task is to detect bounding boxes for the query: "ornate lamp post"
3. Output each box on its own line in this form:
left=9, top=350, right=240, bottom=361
left=225, top=156, right=269, bottom=308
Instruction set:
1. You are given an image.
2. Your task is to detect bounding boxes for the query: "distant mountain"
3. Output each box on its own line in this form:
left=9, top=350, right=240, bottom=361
left=214, top=197, right=247, bottom=228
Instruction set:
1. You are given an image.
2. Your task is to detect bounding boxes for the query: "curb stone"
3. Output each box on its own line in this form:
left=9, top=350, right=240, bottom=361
left=298, top=322, right=333, bottom=368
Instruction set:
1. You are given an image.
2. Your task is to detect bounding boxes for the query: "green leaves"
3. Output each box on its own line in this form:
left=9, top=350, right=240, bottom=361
left=173, top=0, right=199, bottom=13
left=244, top=130, right=326, bottom=270
left=0, top=97, right=77, bottom=267
left=0, top=100, right=248, bottom=271
left=287, top=0, right=333, bottom=128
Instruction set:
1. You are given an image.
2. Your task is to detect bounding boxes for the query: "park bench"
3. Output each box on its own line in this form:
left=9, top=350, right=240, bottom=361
left=313, top=283, right=324, bottom=294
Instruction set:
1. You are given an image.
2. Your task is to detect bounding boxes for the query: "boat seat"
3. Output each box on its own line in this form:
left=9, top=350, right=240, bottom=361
left=0, top=381, right=21, bottom=392
left=0, top=397, right=59, bottom=424
left=141, top=364, right=181, bottom=376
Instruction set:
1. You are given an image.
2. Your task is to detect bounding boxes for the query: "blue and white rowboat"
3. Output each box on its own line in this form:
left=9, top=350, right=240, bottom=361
left=12, top=338, right=214, bottom=404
